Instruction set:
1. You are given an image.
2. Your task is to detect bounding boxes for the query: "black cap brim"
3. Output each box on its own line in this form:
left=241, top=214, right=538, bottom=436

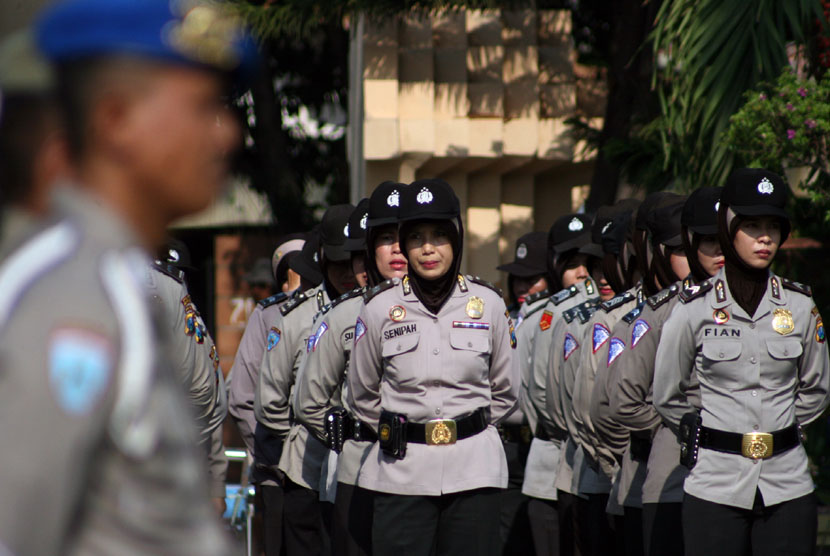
left=577, top=243, right=603, bottom=258
left=398, top=212, right=457, bottom=223
left=343, top=237, right=367, bottom=252
left=729, top=204, right=789, bottom=219
left=289, top=256, right=323, bottom=286
left=496, top=261, right=547, bottom=277
left=662, top=235, right=683, bottom=248
left=553, top=234, right=590, bottom=254
left=367, top=215, right=398, bottom=227
left=323, top=243, right=351, bottom=263
left=687, top=224, right=719, bottom=236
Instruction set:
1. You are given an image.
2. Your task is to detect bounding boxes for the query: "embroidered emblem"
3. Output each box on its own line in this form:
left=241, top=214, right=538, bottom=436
left=360, top=214, right=368, bottom=229
left=453, top=321, right=490, bottom=330
left=602, top=221, right=613, bottom=234
left=355, top=317, right=367, bottom=344
left=772, top=308, right=794, bottom=335
left=585, top=278, right=595, bottom=296
left=516, top=244, right=528, bottom=259
left=568, top=217, right=584, bottom=232
left=402, top=276, right=412, bottom=295
left=466, top=296, right=485, bottom=319
left=757, top=177, right=774, bottom=194
left=592, top=323, right=610, bottom=353
left=539, top=310, right=553, bottom=331
left=185, top=311, right=197, bottom=336
left=631, top=319, right=650, bottom=348
left=312, top=322, right=328, bottom=352
left=770, top=277, right=780, bottom=300
left=715, top=201, right=720, bottom=212
left=715, top=280, right=726, bottom=303
left=194, top=323, right=206, bottom=344
left=209, top=344, right=220, bottom=370
left=564, top=333, right=579, bottom=361
left=390, top=305, right=406, bottom=322
left=607, top=337, right=625, bottom=366
left=387, top=190, right=400, bottom=207
left=817, top=316, right=825, bottom=343
left=48, top=329, right=112, bottom=415
left=266, top=327, right=281, bottom=351
left=416, top=187, right=434, bottom=204
left=506, top=310, right=517, bottom=349
left=713, top=309, right=730, bottom=325
left=343, top=224, right=350, bottom=237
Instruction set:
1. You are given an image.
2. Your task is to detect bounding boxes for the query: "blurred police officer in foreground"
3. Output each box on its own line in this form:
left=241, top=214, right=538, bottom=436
left=0, top=0, right=257, bottom=553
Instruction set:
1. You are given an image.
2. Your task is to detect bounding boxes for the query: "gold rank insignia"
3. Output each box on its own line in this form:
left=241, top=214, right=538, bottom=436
left=713, top=309, right=730, bottom=324
left=466, top=296, right=485, bottom=319
left=772, top=308, right=795, bottom=335
left=715, top=280, right=726, bottom=303
left=389, top=305, right=406, bottom=322
left=402, top=276, right=412, bottom=295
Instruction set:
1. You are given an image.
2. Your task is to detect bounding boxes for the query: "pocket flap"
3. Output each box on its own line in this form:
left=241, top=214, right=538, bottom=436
left=449, top=329, right=490, bottom=352
left=765, top=338, right=803, bottom=360
left=702, top=340, right=742, bottom=361
left=381, top=332, right=420, bottom=357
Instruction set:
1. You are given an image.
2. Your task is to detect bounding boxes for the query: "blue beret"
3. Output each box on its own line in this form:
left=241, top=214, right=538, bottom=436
left=35, top=0, right=258, bottom=79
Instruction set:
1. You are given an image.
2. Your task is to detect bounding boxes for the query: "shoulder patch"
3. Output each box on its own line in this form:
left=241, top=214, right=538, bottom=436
left=678, top=280, right=713, bottom=304
left=363, top=278, right=399, bottom=304
left=782, top=278, right=813, bottom=297
left=49, top=328, right=113, bottom=415
left=647, top=284, right=680, bottom=311
left=539, top=310, right=554, bottom=331
left=631, top=319, right=651, bottom=348
left=525, top=289, right=550, bottom=306
left=258, top=291, right=288, bottom=309
left=592, top=323, right=610, bottom=353
left=600, top=291, right=635, bottom=312
left=551, top=285, right=579, bottom=306
left=563, top=332, right=579, bottom=361
left=466, top=275, right=503, bottom=296
left=152, top=261, right=184, bottom=284
left=280, top=290, right=311, bottom=316
left=266, top=327, right=282, bottom=351
left=622, top=300, right=647, bottom=324
left=607, top=337, right=625, bottom=366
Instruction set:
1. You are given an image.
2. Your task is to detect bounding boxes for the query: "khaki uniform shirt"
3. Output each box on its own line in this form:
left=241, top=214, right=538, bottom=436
left=654, top=269, right=830, bottom=509
left=227, top=293, right=289, bottom=462
left=521, top=281, right=593, bottom=500
left=0, top=188, right=228, bottom=555
left=255, top=286, right=329, bottom=483
left=349, top=276, right=518, bottom=496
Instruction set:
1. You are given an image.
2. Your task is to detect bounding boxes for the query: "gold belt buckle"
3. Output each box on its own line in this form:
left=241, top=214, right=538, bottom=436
left=425, top=419, right=457, bottom=445
left=742, top=432, right=773, bottom=459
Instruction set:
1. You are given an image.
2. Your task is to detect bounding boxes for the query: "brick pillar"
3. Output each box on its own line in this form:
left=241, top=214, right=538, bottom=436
left=214, top=234, right=251, bottom=378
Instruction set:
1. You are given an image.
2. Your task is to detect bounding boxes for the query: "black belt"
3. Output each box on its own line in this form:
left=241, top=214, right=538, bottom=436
left=498, top=424, right=532, bottom=444
left=630, top=433, right=652, bottom=462
left=699, top=424, right=801, bottom=460
left=348, top=419, right=378, bottom=443
left=534, top=424, right=568, bottom=442
left=406, top=408, right=488, bottom=445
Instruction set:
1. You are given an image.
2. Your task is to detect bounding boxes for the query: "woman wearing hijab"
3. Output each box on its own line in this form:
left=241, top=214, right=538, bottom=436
left=654, top=169, right=830, bottom=555
left=348, top=178, right=518, bottom=556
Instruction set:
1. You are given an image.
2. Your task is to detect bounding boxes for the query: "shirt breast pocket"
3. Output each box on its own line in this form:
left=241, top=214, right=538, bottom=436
left=448, top=330, right=491, bottom=382
left=761, top=338, right=803, bottom=390
left=381, top=333, right=421, bottom=387
left=700, top=339, right=743, bottom=388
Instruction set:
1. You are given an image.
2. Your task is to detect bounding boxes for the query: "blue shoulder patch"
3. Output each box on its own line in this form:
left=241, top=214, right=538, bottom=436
left=631, top=319, right=650, bottom=348
left=592, top=323, right=610, bottom=353
left=354, top=317, right=367, bottom=344
left=266, top=327, right=281, bottom=351
left=564, top=333, right=579, bottom=361
left=607, top=337, right=625, bottom=366
left=49, top=329, right=112, bottom=415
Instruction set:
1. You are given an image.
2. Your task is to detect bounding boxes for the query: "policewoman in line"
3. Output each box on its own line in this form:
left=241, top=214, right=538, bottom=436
left=349, top=178, right=518, bottom=555
left=608, top=187, right=721, bottom=556
left=654, top=169, right=830, bottom=556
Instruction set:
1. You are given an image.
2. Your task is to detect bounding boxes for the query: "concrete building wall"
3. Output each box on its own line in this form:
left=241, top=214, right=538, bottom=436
left=352, top=8, right=606, bottom=292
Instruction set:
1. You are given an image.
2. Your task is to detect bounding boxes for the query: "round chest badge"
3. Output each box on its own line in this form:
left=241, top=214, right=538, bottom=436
left=713, top=309, right=730, bottom=324
left=389, top=305, right=406, bottom=322
left=516, top=244, right=528, bottom=259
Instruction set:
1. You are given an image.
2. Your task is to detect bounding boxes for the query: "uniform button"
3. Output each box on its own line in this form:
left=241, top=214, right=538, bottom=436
left=783, top=349, right=789, bottom=356
left=753, top=424, right=760, bottom=431
left=753, top=460, right=759, bottom=465
left=433, top=380, right=440, bottom=387
left=751, top=390, right=757, bottom=397
left=750, top=323, right=756, bottom=329
left=750, top=357, right=757, bottom=364
left=435, top=408, right=441, bottom=415
left=467, top=341, right=473, bottom=348
left=718, top=352, right=724, bottom=359
left=397, top=344, right=402, bottom=351
left=433, top=348, right=440, bottom=355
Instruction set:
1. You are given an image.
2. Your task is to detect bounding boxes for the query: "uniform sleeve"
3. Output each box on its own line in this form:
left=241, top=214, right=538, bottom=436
left=516, top=312, right=540, bottom=432
left=795, top=305, right=830, bottom=425
left=590, top=336, right=632, bottom=476
left=206, top=424, right=228, bottom=499
left=487, top=299, right=519, bottom=424
left=528, top=319, right=558, bottom=434
left=558, top=323, right=584, bottom=443
left=611, top=313, right=663, bottom=433
left=571, top=321, right=601, bottom=460
left=545, top=320, right=570, bottom=432
left=227, top=305, right=267, bottom=455
left=188, top=311, right=222, bottom=446
left=254, top=311, right=293, bottom=437
left=294, top=313, right=349, bottom=439
left=653, top=302, right=698, bottom=430
left=347, top=303, right=384, bottom=431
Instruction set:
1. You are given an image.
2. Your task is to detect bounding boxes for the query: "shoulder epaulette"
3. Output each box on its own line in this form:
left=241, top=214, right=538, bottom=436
left=363, top=278, right=399, bottom=304
left=524, top=300, right=549, bottom=319
left=152, top=261, right=184, bottom=284
left=551, top=285, right=579, bottom=306
left=577, top=300, right=601, bottom=324
left=466, top=275, right=503, bottom=296
left=525, top=289, right=550, bottom=306
left=258, top=291, right=289, bottom=309
left=782, top=278, right=813, bottom=297
left=563, top=305, right=579, bottom=323
left=678, top=280, right=712, bottom=304
left=622, top=300, right=648, bottom=324
left=331, top=286, right=365, bottom=311
left=280, top=290, right=311, bottom=316
left=646, top=283, right=680, bottom=311
left=600, top=291, right=635, bottom=312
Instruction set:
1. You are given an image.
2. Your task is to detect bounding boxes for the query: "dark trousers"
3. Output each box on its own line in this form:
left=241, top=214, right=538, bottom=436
left=260, top=484, right=284, bottom=556
left=556, top=490, right=579, bottom=556
left=282, top=478, right=330, bottom=556
left=642, top=502, right=683, bottom=556
left=373, top=488, right=502, bottom=556
left=574, top=493, right=616, bottom=556
left=622, top=507, right=643, bottom=556
left=683, top=491, right=817, bottom=556
left=333, top=482, right=374, bottom=556
left=528, top=497, right=559, bottom=556
left=500, top=439, right=534, bottom=555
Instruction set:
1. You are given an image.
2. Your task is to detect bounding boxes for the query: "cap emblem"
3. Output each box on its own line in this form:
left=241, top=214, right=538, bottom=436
left=387, top=190, right=400, bottom=207
left=516, top=244, right=528, bottom=259
left=163, top=1, right=244, bottom=71
left=168, top=248, right=180, bottom=262
left=360, top=214, right=368, bottom=229
left=568, top=217, right=584, bottom=232
left=757, top=177, right=774, bottom=195
left=416, top=188, right=434, bottom=204
left=343, top=224, right=350, bottom=237
left=715, top=201, right=720, bottom=212
left=313, top=252, right=319, bottom=263
left=601, top=221, right=613, bottom=234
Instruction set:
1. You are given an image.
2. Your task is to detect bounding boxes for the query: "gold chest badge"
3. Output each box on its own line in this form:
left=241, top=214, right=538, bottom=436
left=772, top=308, right=795, bottom=335
left=466, top=296, right=485, bottom=319
left=389, top=305, right=406, bottom=322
